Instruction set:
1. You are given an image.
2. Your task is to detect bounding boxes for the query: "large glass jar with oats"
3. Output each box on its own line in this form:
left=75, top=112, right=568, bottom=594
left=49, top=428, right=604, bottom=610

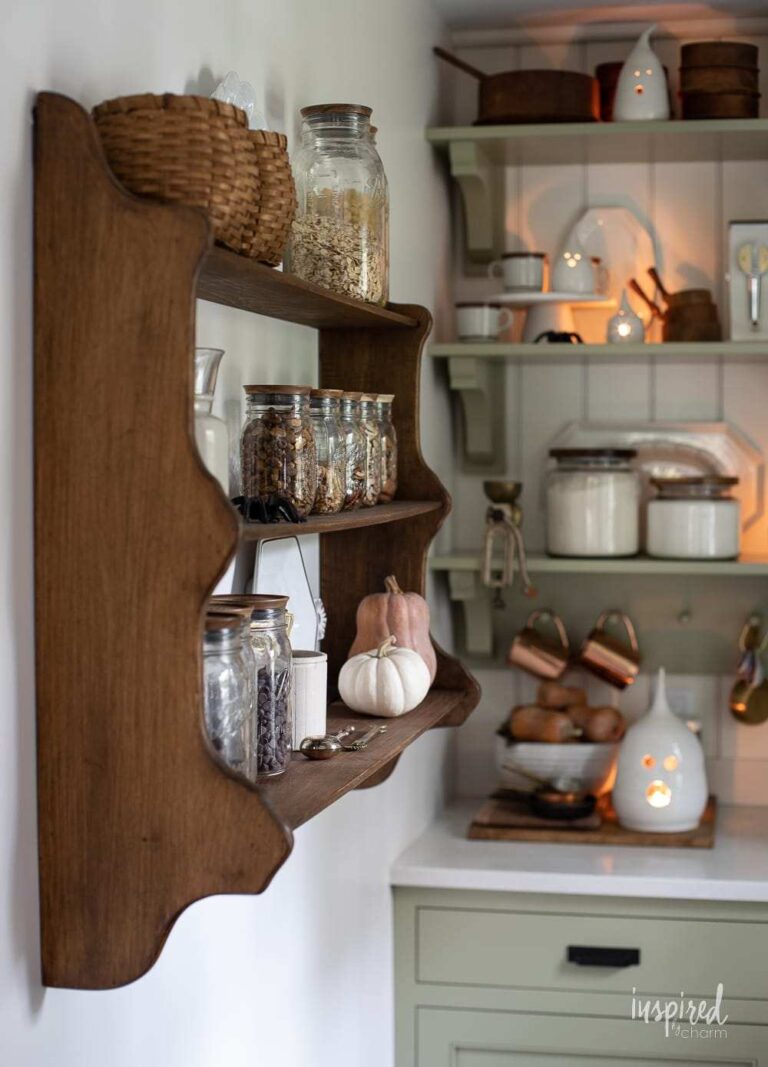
left=309, top=388, right=346, bottom=514
left=240, top=386, right=317, bottom=519
left=359, top=394, right=382, bottom=507
left=289, top=103, right=389, bottom=305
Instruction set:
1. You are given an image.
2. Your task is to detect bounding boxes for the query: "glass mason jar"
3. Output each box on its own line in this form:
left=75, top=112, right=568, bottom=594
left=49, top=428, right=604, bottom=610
left=241, top=386, right=317, bottom=519
left=249, top=595, right=293, bottom=778
left=359, top=394, right=382, bottom=507
left=194, top=347, right=230, bottom=493
left=374, top=393, right=397, bottom=503
left=340, top=391, right=366, bottom=511
left=546, top=448, right=640, bottom=558
left=289, top=103, right=389, bottom=305
left=647, top=476, right=740, bottom=560
left=309, top=388, right=346, bottom=514
left=203, top=615, right=253, bottom=777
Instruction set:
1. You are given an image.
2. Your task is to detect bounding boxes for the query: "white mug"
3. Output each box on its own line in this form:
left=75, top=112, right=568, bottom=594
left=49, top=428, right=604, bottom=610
left=291, top=650, right=328, bottom=749
left=456, top=303, right=513, bottom=341
left=487, top=252, right=547, bottom=292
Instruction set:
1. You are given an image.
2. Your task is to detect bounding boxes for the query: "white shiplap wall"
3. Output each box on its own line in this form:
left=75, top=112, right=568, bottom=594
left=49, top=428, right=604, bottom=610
left=442, top=22, right=768, bottom=805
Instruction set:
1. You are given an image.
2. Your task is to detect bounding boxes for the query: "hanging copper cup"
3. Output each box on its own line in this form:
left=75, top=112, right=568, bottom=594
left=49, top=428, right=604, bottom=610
left=578, top=611, right=640, bottom=689
left=507, top=609, right=570, bottom=680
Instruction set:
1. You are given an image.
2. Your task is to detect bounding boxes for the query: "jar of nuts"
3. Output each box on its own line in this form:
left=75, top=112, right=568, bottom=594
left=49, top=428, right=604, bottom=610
left=359, top=394, right=382, bottom=507
left=309, top=388, right=346, bottom=514
left=289, top=104, right=389, bottom=305
left=374, top=394, right=397, bottom=503
left=340, top=392, right=366, bottom=511
left=241, top=386, right=318, bottom=519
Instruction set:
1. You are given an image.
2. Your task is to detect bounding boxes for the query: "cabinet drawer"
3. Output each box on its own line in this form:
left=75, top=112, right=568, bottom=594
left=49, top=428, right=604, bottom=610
left=417, top=904, right=768, bottom=999
left=417, top=1006, right=765, bottom=1065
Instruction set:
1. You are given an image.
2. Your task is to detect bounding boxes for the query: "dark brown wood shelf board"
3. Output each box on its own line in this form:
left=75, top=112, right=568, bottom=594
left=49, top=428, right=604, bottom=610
left=198, top=248, right=417, bottom=329
left=239, top=500, right=443, bottom=541
left=260, top=690, right=466, bottom=830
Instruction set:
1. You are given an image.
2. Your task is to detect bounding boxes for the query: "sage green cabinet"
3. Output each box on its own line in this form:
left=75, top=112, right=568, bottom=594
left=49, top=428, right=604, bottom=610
left=394, top=888, right=768, bottom=1067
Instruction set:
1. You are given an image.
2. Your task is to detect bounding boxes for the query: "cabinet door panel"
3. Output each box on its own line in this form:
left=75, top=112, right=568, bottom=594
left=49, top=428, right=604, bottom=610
left=417, top=1007, right=761, bottom=1066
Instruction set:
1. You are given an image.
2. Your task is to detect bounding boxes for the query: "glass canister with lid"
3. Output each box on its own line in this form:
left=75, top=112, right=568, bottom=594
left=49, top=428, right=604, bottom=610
left=647, top=476, right=741, bottom=560
left=289, top=103, right=389, bottom=305
left=213, top=594, right=293, bottom=778
left=374, top=393, right=398, bottom=503
left=359, top=394, right=382, bottom=507
left=240, top=385, right=317, bottom=519
left=203, top=614, right=253, bottom=777
left=309, top=388, right=346, bottom=514
left=340, top=391, right=366, bottom=510
left=546, top=448, right=640, bottom=557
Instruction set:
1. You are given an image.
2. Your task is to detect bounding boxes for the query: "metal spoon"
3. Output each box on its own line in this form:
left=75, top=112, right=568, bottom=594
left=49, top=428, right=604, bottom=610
left=345, top=724, right=387, bottom=751
left=299, top=727, right=356, bottom=760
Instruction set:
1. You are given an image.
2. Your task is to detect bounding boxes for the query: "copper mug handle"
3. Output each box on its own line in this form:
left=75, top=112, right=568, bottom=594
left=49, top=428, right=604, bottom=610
left=508, top=609, right=570, bottom=680
left=579, top=610, right=640, bottom=689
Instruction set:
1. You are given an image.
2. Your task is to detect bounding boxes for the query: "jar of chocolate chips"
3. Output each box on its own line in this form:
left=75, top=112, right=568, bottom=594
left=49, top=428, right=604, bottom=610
left=374, top=393, right=397, bottom=502
left=359, top=394, right=382, bottom=507
left=340, top=392, right=366, bottom=510
left=241, top=386, right=318, bottom=519
left=214, top=594, right=294, bottom=778
left=309, top=388, right=346, bottom=514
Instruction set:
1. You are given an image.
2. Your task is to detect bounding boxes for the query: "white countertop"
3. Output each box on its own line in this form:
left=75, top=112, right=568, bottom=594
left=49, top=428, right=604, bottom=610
left=391, top=800, right=768, bottom=903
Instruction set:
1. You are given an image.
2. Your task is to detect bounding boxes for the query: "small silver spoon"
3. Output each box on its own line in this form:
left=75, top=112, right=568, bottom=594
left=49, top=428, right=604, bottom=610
left=345, top=724, right=388, bottom=751
left=299, top=727, right=356, bottom=760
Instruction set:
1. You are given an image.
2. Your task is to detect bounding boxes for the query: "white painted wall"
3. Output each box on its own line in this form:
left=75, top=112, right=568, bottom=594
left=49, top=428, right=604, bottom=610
left=439, top=19, right=768, bottom=805
left=0, top=1, right=456, bottom=1063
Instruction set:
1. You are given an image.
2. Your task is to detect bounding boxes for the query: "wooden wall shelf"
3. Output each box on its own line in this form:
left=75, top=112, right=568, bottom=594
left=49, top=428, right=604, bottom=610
left=239, top=500, right=442, bottom=541
left=33, top=92, right=479, bottom=991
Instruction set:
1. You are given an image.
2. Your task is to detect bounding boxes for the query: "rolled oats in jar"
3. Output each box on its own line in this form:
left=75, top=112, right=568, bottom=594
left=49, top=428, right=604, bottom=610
left=340, top=392, right=366, bottom=510
left=240, top=386, right=317, bottom=519
left=309, top=388, right=346, bottom=514
left=374, top=393, right=397, bottom=503
left=359, top=394, right=382, bottom=507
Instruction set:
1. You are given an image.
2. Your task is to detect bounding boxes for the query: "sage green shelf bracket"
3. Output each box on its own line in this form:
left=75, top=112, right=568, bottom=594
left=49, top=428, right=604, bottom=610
left=447, top=355, right=505, bottom=468
left=448, top=141, right=501, bottom=264
left=446, top=569, right=494, bottom=658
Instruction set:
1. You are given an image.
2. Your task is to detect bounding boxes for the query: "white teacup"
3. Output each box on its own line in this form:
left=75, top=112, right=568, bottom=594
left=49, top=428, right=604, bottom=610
left=456, top=303, right=513, bottom=341
left=488, top=252, right=547, bottom=292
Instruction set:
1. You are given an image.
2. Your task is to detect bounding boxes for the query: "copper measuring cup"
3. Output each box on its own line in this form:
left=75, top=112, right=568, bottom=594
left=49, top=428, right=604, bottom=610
left=507, top=609, right=570, bottom=680
left=578, top=610, right=640, bottom=689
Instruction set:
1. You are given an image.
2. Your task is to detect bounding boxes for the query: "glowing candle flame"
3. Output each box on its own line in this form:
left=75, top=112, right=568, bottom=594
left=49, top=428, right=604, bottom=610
left=646, top=780, right=672, bottom=808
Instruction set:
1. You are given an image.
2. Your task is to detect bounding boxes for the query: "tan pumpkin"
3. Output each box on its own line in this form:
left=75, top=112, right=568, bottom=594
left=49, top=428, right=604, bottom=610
left=348, top=575, right=437, bottom=681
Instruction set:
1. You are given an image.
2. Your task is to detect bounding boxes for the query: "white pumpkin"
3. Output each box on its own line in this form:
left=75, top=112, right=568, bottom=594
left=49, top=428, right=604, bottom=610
left=338, top=636, right=431, bottom=717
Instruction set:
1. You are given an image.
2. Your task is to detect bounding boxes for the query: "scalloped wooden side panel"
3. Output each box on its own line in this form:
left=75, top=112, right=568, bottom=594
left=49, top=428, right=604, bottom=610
left=34, top=94, right=291, bottom=990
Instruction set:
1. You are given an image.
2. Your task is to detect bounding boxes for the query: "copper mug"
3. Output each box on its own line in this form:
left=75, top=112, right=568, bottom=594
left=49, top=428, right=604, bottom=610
left=579, top=610, right=640, bottom=689
left=508, top=609, right=570, bottom=680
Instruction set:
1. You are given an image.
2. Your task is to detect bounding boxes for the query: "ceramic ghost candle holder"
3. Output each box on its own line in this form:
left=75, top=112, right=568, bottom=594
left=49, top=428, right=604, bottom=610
left=614, top=25, right=670, bottom=122
left=613, top=668, right=708, bottom=832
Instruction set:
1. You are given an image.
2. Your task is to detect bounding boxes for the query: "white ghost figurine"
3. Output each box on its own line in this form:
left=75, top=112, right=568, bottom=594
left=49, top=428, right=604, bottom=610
left=613, top=25, right=670, bottom=121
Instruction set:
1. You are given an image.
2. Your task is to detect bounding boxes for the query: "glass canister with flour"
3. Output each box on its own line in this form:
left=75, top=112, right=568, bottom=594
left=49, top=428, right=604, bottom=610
left=546, top=448, right=640, bottom=557
left=647, top=476, right=740, bottom=560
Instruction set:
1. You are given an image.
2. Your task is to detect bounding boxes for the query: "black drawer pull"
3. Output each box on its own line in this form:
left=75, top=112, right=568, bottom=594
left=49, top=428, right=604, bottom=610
left=567, top=945, right=640, bottom=968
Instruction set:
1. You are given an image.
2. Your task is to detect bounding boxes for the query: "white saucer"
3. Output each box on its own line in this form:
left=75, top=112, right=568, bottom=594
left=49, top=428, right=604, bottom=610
left=492, top=291, right=615, bottom=308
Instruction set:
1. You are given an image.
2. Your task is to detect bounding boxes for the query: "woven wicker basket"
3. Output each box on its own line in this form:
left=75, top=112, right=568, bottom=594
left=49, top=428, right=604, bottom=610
left=240, top=130, right=297, bottom=264
left=93, top=93, right=260, bottom=251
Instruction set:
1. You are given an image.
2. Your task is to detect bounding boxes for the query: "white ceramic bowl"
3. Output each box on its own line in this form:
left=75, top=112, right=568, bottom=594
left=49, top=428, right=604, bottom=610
left=495, top=736, right=618, bottom=796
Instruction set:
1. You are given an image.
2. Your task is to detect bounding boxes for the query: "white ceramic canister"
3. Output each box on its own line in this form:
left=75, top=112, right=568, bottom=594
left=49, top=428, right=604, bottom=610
left=455, top=302, right=513, bottom=340
left=546, top=448, right=640, bottom=557
left=291, top=650, right=328, bottom=749
left=646, top=476, right=741, bottom=560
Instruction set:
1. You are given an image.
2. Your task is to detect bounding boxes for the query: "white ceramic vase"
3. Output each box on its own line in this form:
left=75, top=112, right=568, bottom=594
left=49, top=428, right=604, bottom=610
left=613, top=25, right=670, bottom=122
left=551, top=234, right=596, bottom=294
left=613, top=668, right=708, bottom=832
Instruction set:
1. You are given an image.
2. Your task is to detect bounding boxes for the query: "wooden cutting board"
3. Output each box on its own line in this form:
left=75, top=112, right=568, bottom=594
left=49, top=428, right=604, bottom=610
left=468, top=793, right=717, bottom=848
